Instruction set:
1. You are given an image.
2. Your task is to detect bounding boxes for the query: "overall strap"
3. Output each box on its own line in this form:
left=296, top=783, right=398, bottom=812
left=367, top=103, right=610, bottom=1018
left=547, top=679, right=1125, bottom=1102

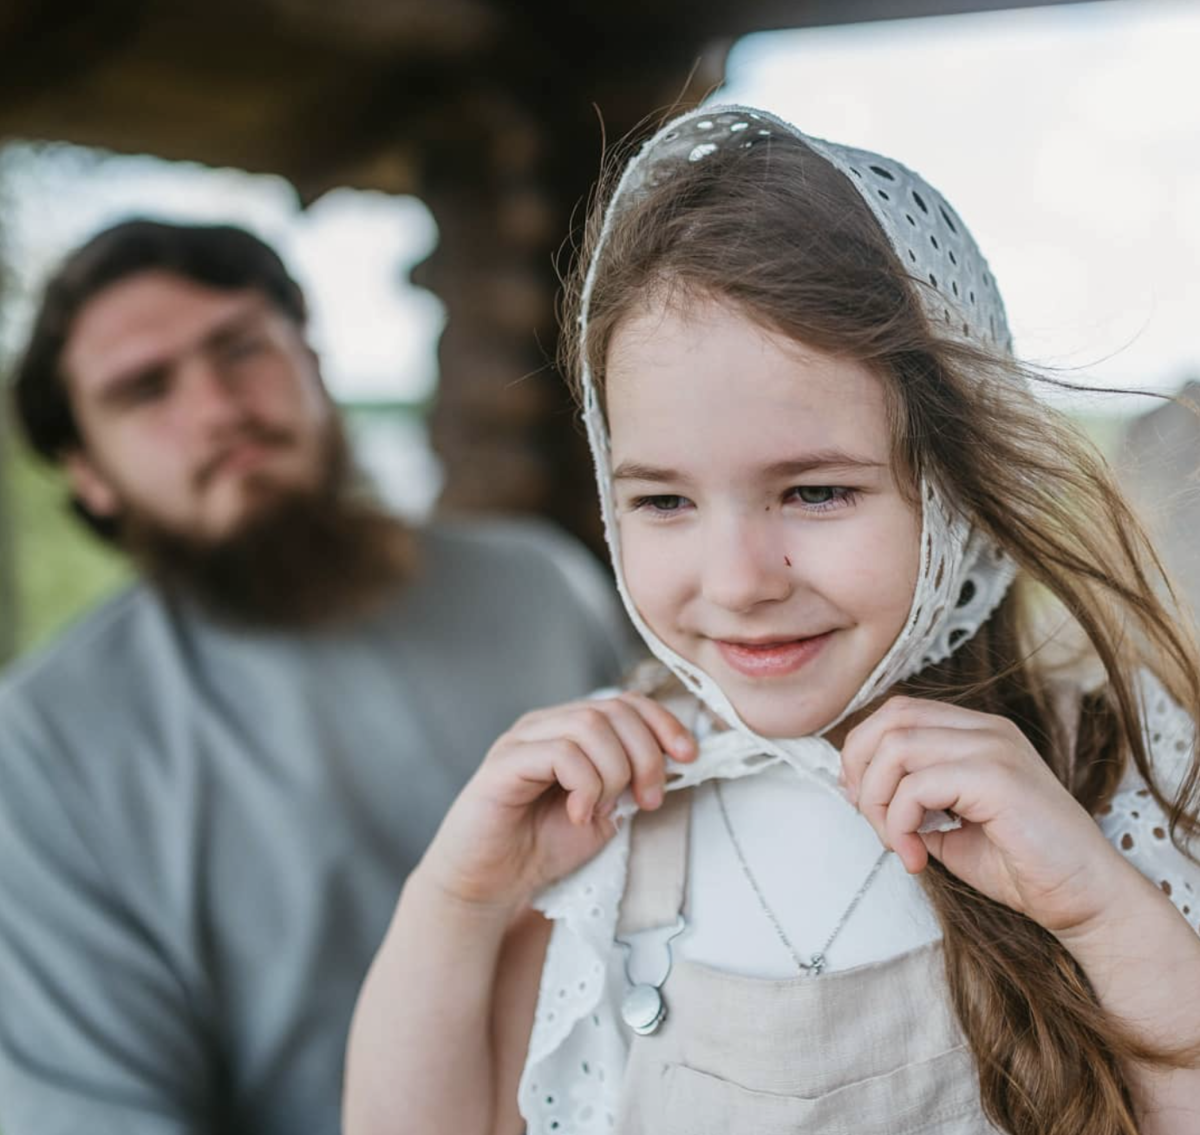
left=616, top=788, right=691, bottom=936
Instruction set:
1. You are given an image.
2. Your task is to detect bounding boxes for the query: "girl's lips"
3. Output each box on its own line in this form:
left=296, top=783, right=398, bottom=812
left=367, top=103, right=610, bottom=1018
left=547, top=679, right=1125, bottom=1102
left=715, top=632, right=833, bottom=678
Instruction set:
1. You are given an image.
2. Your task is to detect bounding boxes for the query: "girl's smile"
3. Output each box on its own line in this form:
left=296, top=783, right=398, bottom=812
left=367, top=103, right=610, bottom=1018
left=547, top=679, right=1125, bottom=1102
left=713, top=630, right=835, bottom=678
left=606, top=292, right=921, bottom=738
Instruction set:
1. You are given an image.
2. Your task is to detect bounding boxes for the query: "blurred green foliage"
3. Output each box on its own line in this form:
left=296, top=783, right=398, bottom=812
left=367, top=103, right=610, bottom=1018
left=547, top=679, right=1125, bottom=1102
left=4, top=436, right=129, bottom=659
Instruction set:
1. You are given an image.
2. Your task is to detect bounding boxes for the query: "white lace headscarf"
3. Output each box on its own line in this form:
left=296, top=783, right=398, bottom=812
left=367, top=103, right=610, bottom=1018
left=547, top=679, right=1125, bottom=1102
left=520, top=106, right=1022, bottom=1130
left=581, top=105, right=1018, bottom=794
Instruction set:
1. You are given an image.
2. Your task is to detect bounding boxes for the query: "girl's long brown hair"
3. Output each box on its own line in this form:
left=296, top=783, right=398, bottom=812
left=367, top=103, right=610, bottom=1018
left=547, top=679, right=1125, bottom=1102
left=562, top=126, right=1200, bottom=1135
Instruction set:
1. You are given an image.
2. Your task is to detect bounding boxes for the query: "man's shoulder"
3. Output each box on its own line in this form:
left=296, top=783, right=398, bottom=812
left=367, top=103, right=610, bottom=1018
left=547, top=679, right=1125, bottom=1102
left=421, top=515, right=613, bottom=610
left=423, top=514, right=588, bottom=566
left=413, top=516, right=632, bottom=670
left=0, top=584, right=158, bottom=719
left=0, top=586, right=173, bottom=833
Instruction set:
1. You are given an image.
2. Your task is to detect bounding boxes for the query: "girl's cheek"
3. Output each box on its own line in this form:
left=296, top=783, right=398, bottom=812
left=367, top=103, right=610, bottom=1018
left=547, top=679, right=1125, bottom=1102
left=839, top=499, right=921, bottom=585
left=621, top=539, right=662, bottom=599
left=621, top=536, right=690, bottom=617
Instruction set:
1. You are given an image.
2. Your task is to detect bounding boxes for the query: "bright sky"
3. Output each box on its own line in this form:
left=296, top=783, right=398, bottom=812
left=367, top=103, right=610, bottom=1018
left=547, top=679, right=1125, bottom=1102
left=1, top=0, right=1197, bottom=417
left=716, top=0, right=1200, bottom=410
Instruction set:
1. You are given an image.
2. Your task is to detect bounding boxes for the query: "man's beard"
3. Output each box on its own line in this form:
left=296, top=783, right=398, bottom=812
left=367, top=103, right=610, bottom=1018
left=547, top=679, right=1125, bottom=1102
left=122, top=423, right=417, bottom=630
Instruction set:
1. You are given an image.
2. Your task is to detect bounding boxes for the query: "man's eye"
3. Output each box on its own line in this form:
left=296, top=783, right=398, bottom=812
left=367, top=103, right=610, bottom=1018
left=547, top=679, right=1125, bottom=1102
left=223, top=335, right=268, bottom=361
left=123, top=375, right=169, bottom=404
left=795, top=486, right=835, bottom=504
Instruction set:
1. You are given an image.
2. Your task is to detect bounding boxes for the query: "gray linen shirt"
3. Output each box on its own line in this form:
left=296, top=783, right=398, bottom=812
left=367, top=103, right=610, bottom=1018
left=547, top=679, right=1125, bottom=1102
left=0, top=518, right=630, bottom=1135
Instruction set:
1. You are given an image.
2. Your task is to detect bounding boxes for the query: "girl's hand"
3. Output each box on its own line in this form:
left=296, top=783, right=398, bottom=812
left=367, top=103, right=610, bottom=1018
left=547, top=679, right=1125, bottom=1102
left=840, top=696, right=1138, bottom=936
left=418, top=692, right=697, bottom=916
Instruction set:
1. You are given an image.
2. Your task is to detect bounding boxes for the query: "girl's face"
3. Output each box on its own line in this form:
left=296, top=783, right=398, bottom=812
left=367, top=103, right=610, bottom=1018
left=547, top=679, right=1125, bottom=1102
left=606, top=293, right=921, bottom=739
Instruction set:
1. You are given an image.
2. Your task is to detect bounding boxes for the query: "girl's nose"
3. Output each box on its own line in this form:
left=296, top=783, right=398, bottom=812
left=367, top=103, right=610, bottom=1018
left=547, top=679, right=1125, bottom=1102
left=701, top=517, right=793, bottom=612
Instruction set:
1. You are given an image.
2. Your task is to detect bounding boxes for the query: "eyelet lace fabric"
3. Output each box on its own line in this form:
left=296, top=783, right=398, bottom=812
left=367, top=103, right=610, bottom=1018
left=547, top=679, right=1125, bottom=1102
left=520, top=669, right=1200, bottom=1133
left=1098, top=669, right=1200, bottom=933
left=521, top=829, right=631, bottom=1133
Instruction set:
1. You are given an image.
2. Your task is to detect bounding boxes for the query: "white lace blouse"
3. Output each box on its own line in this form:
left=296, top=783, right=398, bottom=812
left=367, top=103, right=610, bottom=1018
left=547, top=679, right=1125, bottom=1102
left=518, top=669, right=1200, bottom=1134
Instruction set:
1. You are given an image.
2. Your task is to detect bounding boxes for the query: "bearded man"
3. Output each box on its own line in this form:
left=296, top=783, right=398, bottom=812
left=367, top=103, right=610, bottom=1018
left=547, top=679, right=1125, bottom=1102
left=0, top=221, right=629, bottom=1135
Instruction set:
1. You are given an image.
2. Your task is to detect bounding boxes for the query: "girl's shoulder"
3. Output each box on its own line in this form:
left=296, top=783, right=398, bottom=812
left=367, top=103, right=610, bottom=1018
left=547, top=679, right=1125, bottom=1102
left=1096, top=667, right=1199, bottom=933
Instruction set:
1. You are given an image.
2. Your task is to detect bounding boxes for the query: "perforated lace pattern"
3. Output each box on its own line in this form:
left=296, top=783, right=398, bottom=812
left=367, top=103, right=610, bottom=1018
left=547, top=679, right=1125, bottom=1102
left=522, top=830, right=631, bottom=1133
left=1098, top=670, right=1200, bottom=933
left=609, top=109, right=1012, bottom=354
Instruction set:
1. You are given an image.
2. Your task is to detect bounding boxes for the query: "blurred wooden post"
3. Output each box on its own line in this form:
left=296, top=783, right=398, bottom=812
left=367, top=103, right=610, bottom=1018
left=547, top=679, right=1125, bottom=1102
left=420, top=51, right=727, bottom=558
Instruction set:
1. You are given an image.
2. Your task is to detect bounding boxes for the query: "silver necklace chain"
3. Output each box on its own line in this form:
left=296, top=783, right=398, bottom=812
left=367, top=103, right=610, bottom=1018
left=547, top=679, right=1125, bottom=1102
left=713, top=778, right=889, bottom=976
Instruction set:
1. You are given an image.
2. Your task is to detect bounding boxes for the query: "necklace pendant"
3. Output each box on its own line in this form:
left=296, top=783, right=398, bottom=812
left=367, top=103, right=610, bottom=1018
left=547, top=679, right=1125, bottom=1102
left=621, top=983, right=667, bottom=1036
left=808, top=952, right=826, bottom=976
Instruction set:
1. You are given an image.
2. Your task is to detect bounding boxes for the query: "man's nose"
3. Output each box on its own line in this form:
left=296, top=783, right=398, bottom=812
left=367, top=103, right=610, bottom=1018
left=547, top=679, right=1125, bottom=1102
left=176, top=355, right=244, bottom=434
left=701, top=515, right=793, bottom=612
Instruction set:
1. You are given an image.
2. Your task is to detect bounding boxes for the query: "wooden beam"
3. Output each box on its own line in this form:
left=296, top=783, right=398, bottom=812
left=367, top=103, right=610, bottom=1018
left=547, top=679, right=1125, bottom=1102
left=0, top=0, right=143, bottom=117
left=691, top=0, right=1124, bottom=38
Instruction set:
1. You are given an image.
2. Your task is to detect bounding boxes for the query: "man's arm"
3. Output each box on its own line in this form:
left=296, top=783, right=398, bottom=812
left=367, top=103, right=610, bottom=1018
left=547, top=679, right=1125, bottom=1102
left=0, top=707, right=220, bottom=1135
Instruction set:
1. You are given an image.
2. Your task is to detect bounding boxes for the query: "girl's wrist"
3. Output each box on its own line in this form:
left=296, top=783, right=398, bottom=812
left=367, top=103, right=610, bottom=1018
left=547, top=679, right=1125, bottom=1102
left=1050, top=856, right=1179, bottom=959
left=1048, top=861, right=1200, bottom=1070
left=406, top=855, right=528, bottom=926
left=1026, top=829, right=1148, bottom=941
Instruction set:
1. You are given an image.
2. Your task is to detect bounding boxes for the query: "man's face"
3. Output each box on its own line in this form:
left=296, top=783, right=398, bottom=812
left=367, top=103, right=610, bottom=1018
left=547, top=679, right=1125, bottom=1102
left=62, top=270, right=333, bottom=543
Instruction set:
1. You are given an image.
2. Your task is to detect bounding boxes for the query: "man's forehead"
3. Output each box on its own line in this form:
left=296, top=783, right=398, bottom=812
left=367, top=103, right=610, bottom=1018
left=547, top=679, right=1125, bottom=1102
left=63, top=272, right=273, bottom=394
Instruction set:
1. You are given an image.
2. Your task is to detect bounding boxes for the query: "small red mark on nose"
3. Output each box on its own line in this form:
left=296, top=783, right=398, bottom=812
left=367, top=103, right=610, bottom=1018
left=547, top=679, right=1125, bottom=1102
left=784, top=555, right=793, bottom=567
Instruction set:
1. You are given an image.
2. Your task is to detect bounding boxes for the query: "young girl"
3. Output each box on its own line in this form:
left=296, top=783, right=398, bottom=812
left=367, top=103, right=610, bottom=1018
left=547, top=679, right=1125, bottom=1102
left=344, top=106, right=1200, bottom=1135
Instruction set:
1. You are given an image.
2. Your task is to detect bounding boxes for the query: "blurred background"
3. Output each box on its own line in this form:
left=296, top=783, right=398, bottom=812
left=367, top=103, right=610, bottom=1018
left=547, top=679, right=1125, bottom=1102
left=1, top=0, right=1197, bottom=662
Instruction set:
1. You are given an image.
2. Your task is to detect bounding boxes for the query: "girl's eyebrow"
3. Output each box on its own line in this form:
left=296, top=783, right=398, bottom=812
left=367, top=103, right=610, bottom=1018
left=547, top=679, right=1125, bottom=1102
left=611, top=461, right=685, bottom=483
left=612, top=450, right=884, bottom=482
left=762, top=453, right=885, bottom=476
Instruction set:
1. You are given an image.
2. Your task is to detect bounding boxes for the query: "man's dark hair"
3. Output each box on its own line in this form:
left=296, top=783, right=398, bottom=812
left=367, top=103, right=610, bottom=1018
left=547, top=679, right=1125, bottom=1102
left=11, top=219, right=309, bottom=462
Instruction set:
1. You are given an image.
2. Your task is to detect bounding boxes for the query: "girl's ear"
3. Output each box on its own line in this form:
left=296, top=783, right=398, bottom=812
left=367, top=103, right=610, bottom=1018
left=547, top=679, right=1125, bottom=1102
left=63, top=450, right=121, bottom=518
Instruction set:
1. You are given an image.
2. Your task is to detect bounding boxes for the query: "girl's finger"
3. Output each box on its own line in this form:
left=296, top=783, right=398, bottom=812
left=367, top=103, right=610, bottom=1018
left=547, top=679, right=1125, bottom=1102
left=617, top=691, right=698, bottom=763
left=600, top=699, right=673, bottom=810
left=553, top=707, right=641, bottom=813
left=502, top=694, right=696, bottom=813
left=492, top=737, right=603, bottom=821
left=511, top=693, right=696, bottom=765
left=855, top=726, right=985, bottom=838
left=884, top=765, right=980, bottom=873
left=507, top=699, right=602, bottom=742
left=841, top=696, right=994, bottom=799
left=547, top=739, right=608, bottom=826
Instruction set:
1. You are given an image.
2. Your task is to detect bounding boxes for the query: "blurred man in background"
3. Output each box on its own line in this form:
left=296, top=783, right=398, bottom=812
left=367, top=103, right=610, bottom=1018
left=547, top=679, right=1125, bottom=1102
left=0, top=220, right=629, bottom=1135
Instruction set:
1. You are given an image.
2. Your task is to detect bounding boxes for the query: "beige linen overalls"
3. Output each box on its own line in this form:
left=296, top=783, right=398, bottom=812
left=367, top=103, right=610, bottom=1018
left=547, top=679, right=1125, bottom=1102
left=614, top=790, right=1002, bottom=1135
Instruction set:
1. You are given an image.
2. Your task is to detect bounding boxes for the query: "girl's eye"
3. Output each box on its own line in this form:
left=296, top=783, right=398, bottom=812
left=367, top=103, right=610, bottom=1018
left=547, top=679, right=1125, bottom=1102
left=786, top=485, right=857, bottom=512
left=632, top=494, right=691, bottom=515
